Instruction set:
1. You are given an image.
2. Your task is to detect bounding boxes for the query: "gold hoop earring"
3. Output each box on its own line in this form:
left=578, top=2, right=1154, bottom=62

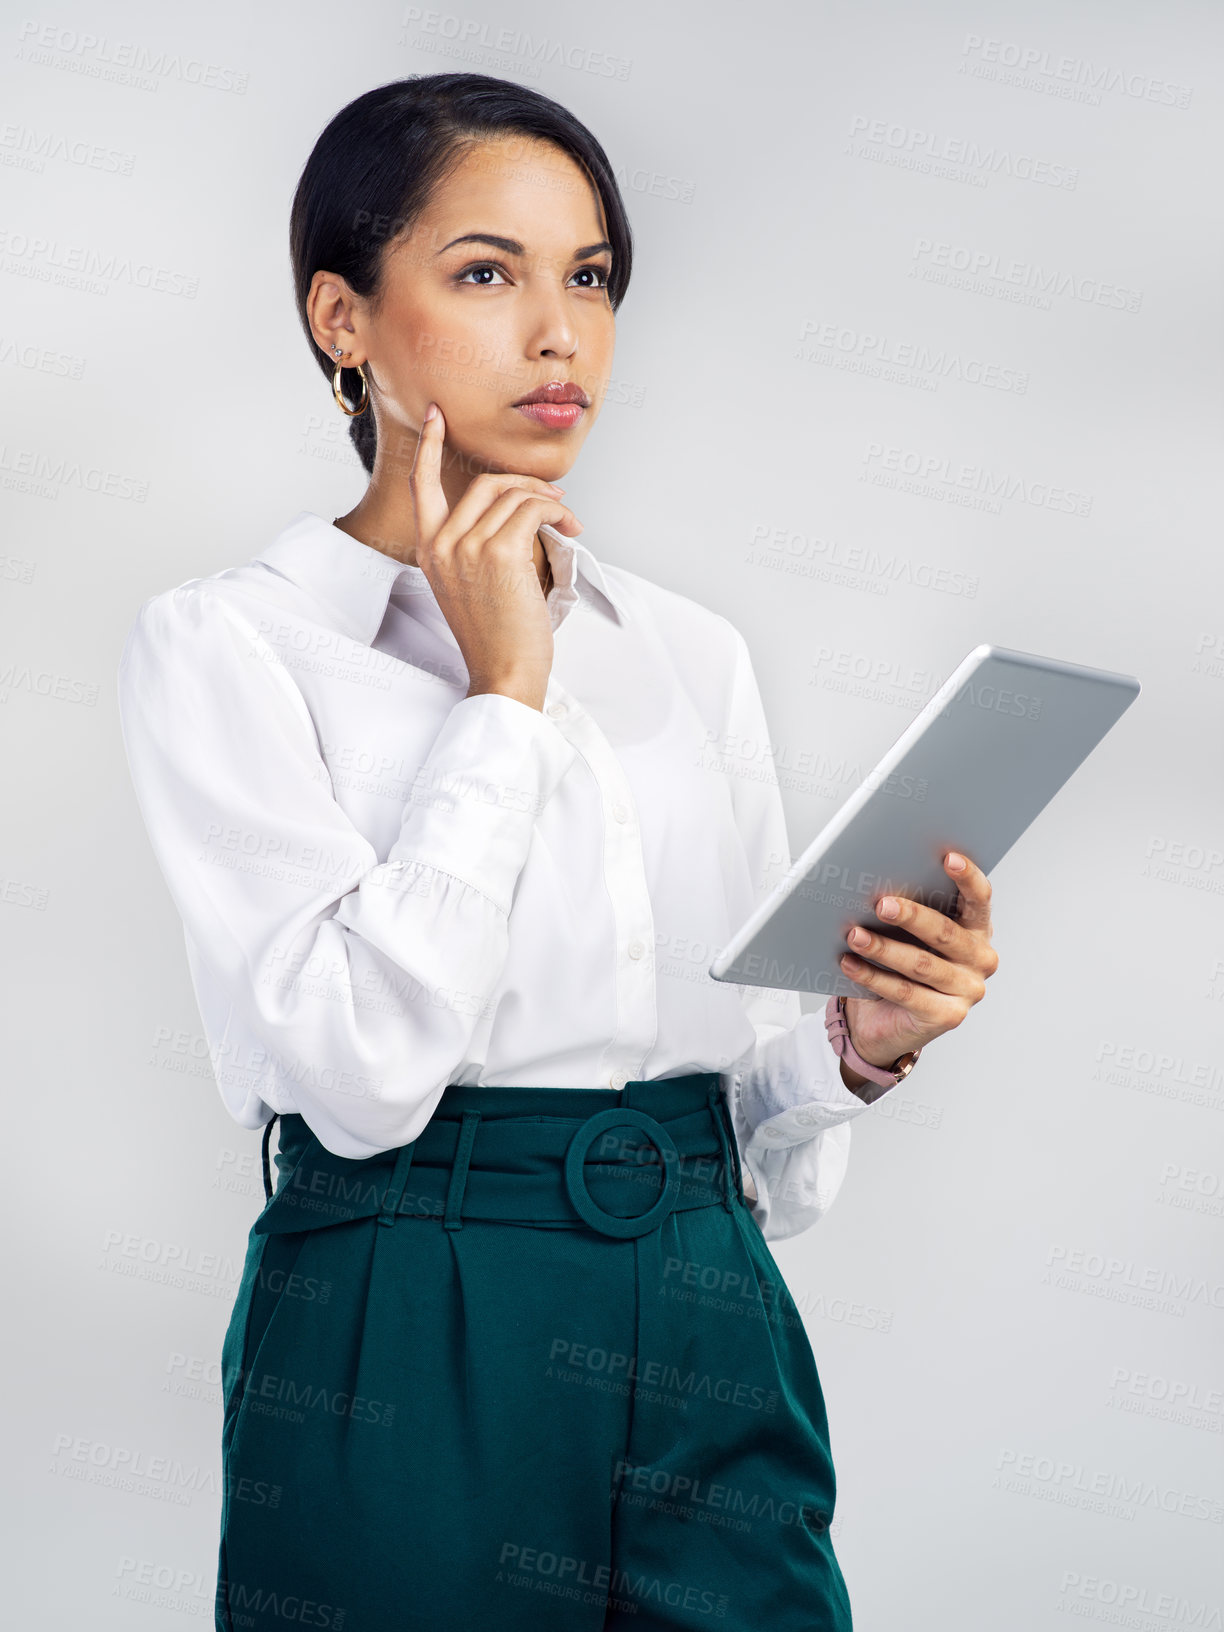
left=330, top=345, right=369, bottom=417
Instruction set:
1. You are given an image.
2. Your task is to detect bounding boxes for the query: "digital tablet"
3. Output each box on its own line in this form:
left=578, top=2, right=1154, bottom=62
left=708, top=643, right=1140, bottom=999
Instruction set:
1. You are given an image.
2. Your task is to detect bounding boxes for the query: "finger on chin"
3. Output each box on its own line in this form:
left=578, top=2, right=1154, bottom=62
left=411, top=405, right=450, bottom=541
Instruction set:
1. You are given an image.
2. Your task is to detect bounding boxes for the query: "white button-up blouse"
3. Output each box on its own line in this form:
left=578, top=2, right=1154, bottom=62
left=117, top=510, right=890, bottom=1240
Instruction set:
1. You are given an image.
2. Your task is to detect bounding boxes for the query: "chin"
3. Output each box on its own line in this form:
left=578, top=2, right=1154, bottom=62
left=463, top=430, right=576, bottom=484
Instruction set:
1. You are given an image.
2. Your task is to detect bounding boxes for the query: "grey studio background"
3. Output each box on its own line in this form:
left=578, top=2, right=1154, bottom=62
left=3, top=1, right=1221, bottom=1626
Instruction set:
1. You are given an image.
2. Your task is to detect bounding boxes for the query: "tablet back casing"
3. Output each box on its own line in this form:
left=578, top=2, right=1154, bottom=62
left=708, top=644, right=1140, bottom=999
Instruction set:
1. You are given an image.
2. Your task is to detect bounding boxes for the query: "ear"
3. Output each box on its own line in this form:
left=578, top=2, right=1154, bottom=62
left=307, top=269, right=364, bottom=364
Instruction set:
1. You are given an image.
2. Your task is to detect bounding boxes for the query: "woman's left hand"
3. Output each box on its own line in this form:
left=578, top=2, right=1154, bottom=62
left=838, top=850, right=999, bottom=1070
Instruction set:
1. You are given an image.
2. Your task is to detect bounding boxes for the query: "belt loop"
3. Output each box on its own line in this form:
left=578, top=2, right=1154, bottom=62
left=261, top=1113, right=280, bottom=1204
left=377, top=1137, right=418, bottom=1228
left=722, top=1080, right=746, bottom=1206
left=443, top=1111, right=482, bottom=1231
left=707, top=1081, right=739, bottom=1212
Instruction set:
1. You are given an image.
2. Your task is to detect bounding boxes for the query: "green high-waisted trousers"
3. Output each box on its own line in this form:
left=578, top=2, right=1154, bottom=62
left=216, top=1074, right=854, bottom=1631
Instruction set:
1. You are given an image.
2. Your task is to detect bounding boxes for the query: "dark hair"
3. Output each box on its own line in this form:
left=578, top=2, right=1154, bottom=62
left=289, top=73, right=634, bottom=476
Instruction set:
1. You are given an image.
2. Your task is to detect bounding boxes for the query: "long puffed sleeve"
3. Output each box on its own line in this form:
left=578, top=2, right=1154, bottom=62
left=117, top=583, right=576, bottom=1158
left=718, top=627, right=893, bottom=1241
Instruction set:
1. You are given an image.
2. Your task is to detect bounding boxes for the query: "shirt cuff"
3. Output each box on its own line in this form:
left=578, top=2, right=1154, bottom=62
left=383, top=692, right=577, bottom=915
left=737, top=1009, right=876, bottom=1150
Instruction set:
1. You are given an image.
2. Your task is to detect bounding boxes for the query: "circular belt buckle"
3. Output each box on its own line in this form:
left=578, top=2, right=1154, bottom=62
left=564, top=1108, right=682, bottom=1238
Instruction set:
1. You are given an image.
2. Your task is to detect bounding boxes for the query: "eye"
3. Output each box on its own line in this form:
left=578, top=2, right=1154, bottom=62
left=454, top=261, right=509, bottom=286
left=569, top=264, right=611, bottom=289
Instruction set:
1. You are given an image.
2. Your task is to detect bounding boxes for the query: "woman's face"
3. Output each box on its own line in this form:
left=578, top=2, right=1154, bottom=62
left=312, top=134, right=616, bottom=488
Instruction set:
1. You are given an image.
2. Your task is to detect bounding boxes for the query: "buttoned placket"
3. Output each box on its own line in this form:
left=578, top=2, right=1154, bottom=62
left=542, top=669, right=659, bottom=1093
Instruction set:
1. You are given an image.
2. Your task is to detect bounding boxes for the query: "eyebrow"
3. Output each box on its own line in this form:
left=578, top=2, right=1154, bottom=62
left=437, top=233, right=613, bottom=259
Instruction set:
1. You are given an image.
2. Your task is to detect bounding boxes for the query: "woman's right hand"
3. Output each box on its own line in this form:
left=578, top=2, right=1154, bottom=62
left=409, top=401, right=583, bottom=712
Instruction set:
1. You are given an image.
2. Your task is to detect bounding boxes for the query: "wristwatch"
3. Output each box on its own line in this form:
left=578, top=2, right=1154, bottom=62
left=824, top=994, right=922, bottom=1105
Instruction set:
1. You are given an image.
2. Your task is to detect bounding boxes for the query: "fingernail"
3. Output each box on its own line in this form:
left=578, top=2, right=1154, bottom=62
left=947, top=852, right=966, bottom=872
left=549, top=484, right=566, bottom=493
left=423, top=403, right=437, bottom=422
left=878, top=897, right=899, bottom=919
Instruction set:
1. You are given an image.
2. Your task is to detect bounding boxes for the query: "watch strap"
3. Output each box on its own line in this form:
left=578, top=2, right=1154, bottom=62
left=824, top=994, right=921, bottom=1104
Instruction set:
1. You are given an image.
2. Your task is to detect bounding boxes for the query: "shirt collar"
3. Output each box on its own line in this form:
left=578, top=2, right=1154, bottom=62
left=250, top=511, right=628, bottom=647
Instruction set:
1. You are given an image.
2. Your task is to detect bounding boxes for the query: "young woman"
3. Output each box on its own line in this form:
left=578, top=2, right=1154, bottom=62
left=118, top=73, right=998, bottom=1632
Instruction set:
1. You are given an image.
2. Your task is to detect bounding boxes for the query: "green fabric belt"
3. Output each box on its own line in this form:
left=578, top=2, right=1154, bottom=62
left=254, top=1073, right=744, bottom=1239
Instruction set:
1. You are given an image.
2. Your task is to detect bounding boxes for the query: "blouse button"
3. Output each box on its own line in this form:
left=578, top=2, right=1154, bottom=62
left=611, top=802, right=629, bottom=823
left=609, top=1071, right=629, bottom=1090
left=546, top=701, right=567, bottom=719
left=627, top=939, right=645, bottom=960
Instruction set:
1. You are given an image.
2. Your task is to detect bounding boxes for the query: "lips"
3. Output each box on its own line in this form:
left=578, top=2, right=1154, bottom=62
left=513, top=382, right=590, bottom=407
